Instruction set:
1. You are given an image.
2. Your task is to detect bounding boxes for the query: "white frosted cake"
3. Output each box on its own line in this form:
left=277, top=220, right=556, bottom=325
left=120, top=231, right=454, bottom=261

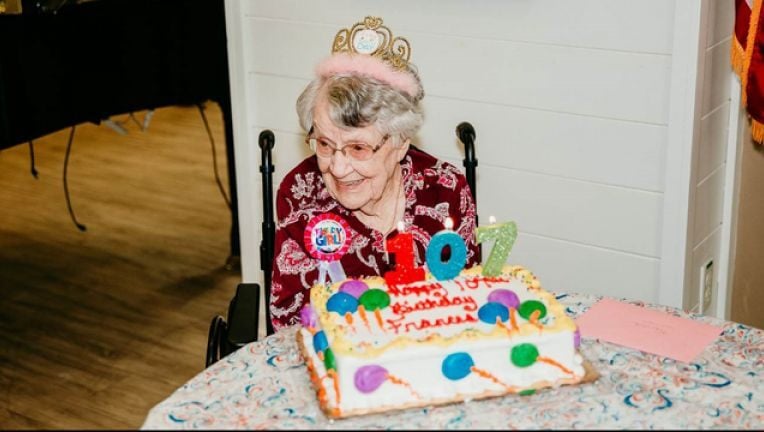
left=296, top=264, right=594, bottom=418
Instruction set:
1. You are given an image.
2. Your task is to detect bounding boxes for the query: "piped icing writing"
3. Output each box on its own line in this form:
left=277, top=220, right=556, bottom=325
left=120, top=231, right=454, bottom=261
left=312, top=265, right=575, bottom=358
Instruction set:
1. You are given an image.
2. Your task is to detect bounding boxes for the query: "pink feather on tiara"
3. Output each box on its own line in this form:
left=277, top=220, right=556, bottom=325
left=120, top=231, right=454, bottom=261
left=315, top=53, right=420, bottom=98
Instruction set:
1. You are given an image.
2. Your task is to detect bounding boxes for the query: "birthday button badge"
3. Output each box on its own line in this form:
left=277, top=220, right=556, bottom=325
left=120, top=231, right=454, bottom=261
left=304, top=214, right=351, bottom=261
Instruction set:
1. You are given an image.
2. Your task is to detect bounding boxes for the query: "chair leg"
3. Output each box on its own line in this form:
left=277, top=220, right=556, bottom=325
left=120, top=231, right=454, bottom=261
left=206, top=315, right=227, bottom=368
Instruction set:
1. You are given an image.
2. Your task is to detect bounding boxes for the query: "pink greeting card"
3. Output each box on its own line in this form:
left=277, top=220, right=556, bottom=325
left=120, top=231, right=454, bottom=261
left=575, top=298, right=723, bottom=363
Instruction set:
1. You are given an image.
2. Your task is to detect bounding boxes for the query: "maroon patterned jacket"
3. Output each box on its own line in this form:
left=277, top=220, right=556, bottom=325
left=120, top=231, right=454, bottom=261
left=269, top=147, right=480, bottom=330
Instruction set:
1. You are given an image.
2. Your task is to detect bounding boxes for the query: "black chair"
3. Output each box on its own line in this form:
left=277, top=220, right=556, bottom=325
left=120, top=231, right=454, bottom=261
left=205, top=123, right=478, bottom=367
left=206, top=130, right=275, bottom=367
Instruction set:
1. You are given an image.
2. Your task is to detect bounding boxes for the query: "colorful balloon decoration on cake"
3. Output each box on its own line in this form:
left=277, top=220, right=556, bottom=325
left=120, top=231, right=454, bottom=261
left=441, top=352, right=514, bottom=391
left=353, top=364, right=419, bottom=397
left=326, top=278, right=391, bottom=330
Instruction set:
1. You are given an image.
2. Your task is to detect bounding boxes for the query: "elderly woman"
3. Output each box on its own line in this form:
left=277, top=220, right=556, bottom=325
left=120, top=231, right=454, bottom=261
left=270, top=17, right=479, bottom=330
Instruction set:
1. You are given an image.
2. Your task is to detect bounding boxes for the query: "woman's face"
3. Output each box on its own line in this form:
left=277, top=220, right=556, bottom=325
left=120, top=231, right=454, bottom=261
left=312, top=98, right=408, bottom=213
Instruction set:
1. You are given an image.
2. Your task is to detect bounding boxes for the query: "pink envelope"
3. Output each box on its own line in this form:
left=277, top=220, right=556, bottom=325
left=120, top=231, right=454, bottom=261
left=575, top=298, right=723, bottom=363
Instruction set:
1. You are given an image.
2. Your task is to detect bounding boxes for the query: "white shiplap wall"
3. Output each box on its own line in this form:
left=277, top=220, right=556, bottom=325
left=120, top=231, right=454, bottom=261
left=224, top=0, right=733, bottom=322
left=686, top=0, right=734, bottom=314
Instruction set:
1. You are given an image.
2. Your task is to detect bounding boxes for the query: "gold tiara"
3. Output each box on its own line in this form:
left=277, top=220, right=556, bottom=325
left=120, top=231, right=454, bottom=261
left=331, top=16, right=411, bottom=70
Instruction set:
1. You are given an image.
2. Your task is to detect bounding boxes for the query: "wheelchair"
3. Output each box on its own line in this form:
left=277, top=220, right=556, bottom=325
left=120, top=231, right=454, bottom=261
left=205, top=123, right=478, bottom=367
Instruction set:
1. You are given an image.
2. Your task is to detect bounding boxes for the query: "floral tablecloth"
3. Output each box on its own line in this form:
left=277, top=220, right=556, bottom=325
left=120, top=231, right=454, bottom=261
left=142, top=294, right=763, bottom=429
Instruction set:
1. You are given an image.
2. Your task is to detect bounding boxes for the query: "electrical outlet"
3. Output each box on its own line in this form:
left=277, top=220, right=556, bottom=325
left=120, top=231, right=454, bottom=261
left=700, top=260, right=714, bottom=314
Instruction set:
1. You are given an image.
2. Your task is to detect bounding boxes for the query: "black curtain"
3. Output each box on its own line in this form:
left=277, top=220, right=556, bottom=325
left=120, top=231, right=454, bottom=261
left=0, top=0, right=231, bottom=149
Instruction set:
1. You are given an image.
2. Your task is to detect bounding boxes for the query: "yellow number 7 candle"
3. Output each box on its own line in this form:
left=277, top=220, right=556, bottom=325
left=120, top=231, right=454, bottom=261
left=475, top=216, right=517, bottom=277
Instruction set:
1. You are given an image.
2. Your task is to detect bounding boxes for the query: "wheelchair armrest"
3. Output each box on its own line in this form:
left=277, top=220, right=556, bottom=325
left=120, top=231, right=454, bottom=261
left=225, top=282, right=260, bottom=351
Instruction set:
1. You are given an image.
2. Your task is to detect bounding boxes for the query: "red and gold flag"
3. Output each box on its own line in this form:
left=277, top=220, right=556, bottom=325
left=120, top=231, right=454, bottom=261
left=732, top=0, right=764, bottom=144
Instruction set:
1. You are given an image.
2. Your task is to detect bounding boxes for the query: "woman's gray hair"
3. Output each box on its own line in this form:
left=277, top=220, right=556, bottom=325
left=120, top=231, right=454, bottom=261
left=296, top=66, right=424, bottom=144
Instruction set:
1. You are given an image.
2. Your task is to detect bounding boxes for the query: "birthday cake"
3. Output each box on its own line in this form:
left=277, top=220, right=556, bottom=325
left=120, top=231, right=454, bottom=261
left=296, top=264, right=595, bottom=419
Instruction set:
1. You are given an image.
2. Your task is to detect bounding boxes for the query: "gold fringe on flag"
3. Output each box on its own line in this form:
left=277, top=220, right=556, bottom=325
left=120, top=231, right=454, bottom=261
left=732, top=0, right=764, bottom=144
left=752, top=118, right=764, bottom=143
left=731, top=36, right=747, bottom=79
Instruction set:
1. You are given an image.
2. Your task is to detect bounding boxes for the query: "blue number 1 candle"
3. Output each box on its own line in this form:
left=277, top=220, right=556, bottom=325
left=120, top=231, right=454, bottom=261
left=426, top=217, right=467, bottom=280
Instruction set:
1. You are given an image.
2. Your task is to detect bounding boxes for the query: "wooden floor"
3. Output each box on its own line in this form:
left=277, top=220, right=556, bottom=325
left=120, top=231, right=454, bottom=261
left=0, top=104, right=241, bottom=428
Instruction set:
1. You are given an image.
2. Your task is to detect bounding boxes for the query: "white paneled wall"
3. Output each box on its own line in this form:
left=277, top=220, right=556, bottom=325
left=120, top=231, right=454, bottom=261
left=224, top=0, right=736, bottom=325
left=688, top=0, right=735, bottom=314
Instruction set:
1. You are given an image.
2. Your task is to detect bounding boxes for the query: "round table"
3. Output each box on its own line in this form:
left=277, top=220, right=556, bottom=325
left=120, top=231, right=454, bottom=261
left=142, top=293, right=763, bottom=429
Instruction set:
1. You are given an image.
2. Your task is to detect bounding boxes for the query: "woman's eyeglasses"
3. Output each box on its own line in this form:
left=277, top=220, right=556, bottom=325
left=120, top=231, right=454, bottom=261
left=306, top=132, right=390, bottom=162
